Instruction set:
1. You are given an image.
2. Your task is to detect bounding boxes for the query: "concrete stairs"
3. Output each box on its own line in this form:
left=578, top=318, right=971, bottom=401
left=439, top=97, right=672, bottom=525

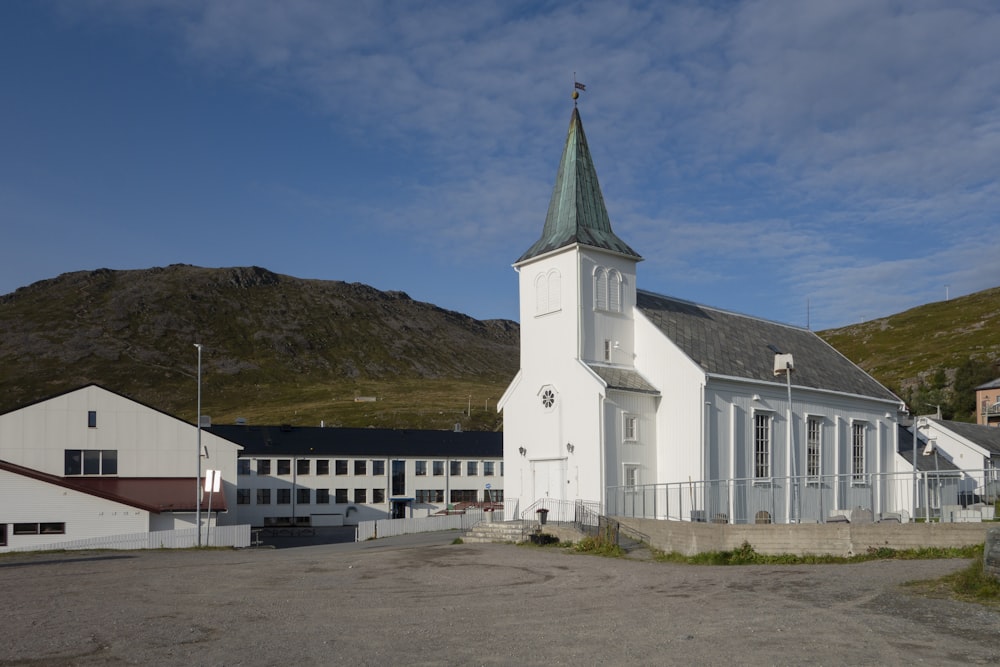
left=463, top=520, right=530, bottom=544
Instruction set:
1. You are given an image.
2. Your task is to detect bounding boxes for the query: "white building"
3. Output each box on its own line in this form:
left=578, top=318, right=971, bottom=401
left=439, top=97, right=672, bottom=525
left=911, top=418, right=1000, bottom=505
left=208, top=424, right=503, bottom=527
left=0, top=384, right=241, bottom=551
left=499, top=107, right=907, bottom=524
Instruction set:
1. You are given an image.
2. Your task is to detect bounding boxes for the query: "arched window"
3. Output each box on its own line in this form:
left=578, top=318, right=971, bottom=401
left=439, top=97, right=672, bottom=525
left=594, top=267, right=608, bottom=311
left=608, top=270, right=622, bottom=313
left=535, top=269, right=561, bottom=316
left=594, top=266, right=622, bottom=313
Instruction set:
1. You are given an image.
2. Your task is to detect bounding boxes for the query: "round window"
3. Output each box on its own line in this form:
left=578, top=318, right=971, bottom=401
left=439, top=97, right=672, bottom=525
left=541, top=389, right=556, bottom=409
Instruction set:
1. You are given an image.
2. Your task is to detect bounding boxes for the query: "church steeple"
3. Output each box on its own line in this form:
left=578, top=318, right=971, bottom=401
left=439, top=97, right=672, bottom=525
left=517, top=107, right=641, bottom=263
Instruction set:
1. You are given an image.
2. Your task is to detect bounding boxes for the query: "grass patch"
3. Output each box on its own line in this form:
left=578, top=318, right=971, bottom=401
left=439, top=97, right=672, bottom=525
left=652, top=541, right=982, bottom=566
left=572, top=525, right=626, bottom=557
left=451, top=537, right=464, bottom=545
left=905, top=545, right=1000, bottom=608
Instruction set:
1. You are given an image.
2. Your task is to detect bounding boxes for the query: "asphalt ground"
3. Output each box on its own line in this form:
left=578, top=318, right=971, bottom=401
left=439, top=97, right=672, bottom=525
left=2, top=532, right=999, bottom=666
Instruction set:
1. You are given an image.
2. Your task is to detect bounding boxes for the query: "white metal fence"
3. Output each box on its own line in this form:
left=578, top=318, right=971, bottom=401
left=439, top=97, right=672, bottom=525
left=355, top=509, right=489, bottom=541
left=2, top=525, right=252, bottom=553
left=607, top=469, right=999, bottom=525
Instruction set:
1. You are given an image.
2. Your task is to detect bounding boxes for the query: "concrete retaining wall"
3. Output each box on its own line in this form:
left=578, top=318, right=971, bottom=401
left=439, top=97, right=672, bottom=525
left=618, top=518, right=994, bottom=557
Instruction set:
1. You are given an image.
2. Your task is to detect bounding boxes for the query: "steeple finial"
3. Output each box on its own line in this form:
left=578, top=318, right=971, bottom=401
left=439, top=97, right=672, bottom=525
left=573, top=73, right=586, bottom=106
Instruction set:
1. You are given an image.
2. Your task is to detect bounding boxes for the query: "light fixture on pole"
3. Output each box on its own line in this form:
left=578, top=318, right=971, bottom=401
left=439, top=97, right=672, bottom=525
left=194, top=343, right=203, bottom=547
left=772, top=349, right=795, bottom=523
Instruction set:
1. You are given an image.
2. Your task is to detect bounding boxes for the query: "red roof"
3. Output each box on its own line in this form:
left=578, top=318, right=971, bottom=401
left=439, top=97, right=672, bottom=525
left=0, top=460, right=227, bottom=513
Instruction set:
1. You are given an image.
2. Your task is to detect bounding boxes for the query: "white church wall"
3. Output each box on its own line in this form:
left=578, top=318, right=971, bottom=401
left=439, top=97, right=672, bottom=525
left=633, top=312, right=706, bottom=486
left=578, top=249, right=637, bottom=365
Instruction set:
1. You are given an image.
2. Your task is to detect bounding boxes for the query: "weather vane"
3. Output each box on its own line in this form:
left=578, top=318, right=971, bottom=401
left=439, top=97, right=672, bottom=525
left=573, top=72, right=586, bottom=105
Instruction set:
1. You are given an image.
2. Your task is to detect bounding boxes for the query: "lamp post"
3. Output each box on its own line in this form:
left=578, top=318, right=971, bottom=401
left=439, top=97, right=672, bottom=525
left=194, top=343, right=203, bottom=547
left=773, top=351, right=795, bottom=523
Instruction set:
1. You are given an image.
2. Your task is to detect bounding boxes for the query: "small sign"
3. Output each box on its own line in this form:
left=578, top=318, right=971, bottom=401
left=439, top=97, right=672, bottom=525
left=203, top=469, right=222, bottom=493
left=485, top=483, right=491, bottom=489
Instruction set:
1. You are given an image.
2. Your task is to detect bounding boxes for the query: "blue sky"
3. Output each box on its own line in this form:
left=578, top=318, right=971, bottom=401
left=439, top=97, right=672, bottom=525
left=2, top=1, right=999, bottom=330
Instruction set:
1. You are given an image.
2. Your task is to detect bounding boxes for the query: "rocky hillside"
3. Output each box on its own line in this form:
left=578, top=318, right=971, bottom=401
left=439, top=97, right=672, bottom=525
left=0, top=265, right=519, bottom=429
left=819, top=286, right=1000, bottom=420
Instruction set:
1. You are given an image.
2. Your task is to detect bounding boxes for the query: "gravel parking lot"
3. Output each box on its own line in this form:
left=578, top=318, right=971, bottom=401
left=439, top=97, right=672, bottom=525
left=2, top=533, right=998, bottom=666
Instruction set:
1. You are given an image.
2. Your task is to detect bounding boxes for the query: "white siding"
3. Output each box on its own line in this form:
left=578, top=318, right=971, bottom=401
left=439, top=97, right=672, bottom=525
left=0, top=469, right=149, bottom=552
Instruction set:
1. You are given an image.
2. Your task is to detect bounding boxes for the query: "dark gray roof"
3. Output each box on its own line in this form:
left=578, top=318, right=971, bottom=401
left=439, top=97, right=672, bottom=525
left=209, top=424, right=501, bottom=458
left=587, top=364, right=660, bottom=395
left=896, top=425, right=961, bottom=472
left=933, top=420, right=1000, bottom=455
left=976, top=377, right=1000, bottom=391
left=517, top=108, right=640, bottom=264
left=636, top=290, right=900, bottom=403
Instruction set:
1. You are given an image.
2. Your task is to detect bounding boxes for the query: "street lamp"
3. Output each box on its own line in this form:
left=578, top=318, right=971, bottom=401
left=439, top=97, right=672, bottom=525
left=194, top=343, right=203, bottom=547
left=773, top=351, right=795, bottom=523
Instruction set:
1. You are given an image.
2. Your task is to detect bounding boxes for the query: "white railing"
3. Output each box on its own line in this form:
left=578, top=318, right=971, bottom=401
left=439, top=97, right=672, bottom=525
left=607, top=469, right=998, bottom=525
left=355, top=509, right=486, bottom=541
left=2, top=525, right=252, bottom=553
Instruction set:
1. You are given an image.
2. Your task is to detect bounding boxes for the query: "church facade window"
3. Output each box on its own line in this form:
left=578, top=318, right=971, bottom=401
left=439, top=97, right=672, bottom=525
left=593, top=266, right=622, bottom=313
left=535, top=269, right=561, bottom=316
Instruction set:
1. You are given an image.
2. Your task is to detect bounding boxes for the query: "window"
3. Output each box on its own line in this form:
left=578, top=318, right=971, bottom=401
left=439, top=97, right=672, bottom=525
left=807, top=417, right=822, bottom=481
left=335, top=489, right=349, bottom=503
left=391, top=460, right=405, bottom=496
left=754, top=413, right=771, bottom=480
left=316, top=488, right=330, bottom=504
left=258, top=459, right=272, bottom=475
left=297, top=459, right=310, bottom=475
left=297, top=488, right=311, bottom=504
left=237, top=459, right=251, bottom=475
left=535, top=269, right=561, bottom=316
left=335, top=460, right=348, bottom=475
left=64, top=450, right=117, bottom=476
left=604, top=339, right=611, bottom=361
left=624, top=415, right=638, bottom=441
left=12, top=522, right=65, bottom=535
left=0, top=524, right=5, bottom=547
left=594, top=267, right=623, bottom=313
left=277, top=459, right=291, bottom=476
left=277, top=489, right=291, bottom=504
left=541, top=388, right=556, bottom=409
left=256, top=489, right=271, bottom=505
left=433, top=461, right=444, bottom=476
left=852, top=422, right=866, bottom=484
left=237, top=489, right=250, bottom=504
left=594, top=267, right=608, bottom=310
left=354, top=460, right=367, bottom=475
left=500, top=462, right=504, bottom=477
left=415, top=460, right=427, bottom=476
left=450, top=461, right=462, bottom=476
left=373, top=488, right=385, bottom=503
left=467, top=461, right=478, bottom=476
left=354, top=488, right=367, bottom=503
left=623, top=464, right=640, bottom=487
left=450, top=489, right=477, bottom=503
left=372, top=460, right=385, bottom=476
left=316, top=460, right=330, bottom=475
left=416, top=490, right=444, bottom=503
left=88, top=410, right=97, bottom=428
left=484, top=461, right=495, bottom=476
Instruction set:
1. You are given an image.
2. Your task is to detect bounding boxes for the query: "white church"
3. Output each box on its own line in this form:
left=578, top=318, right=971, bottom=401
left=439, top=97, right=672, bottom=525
left=499, top=107, right=907, bottom=525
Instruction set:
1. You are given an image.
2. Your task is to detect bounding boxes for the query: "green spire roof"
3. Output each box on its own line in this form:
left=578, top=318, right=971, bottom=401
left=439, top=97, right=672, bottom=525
left=517, top=107, right=641, bottom=263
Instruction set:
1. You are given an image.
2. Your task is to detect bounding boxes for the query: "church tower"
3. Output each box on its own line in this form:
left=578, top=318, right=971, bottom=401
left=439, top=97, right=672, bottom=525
left=499, top=106, right=648, bottom=516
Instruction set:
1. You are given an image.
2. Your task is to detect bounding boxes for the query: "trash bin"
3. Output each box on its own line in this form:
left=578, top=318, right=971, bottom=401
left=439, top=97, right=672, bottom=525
left=536, top=509, right=549, bottom=525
